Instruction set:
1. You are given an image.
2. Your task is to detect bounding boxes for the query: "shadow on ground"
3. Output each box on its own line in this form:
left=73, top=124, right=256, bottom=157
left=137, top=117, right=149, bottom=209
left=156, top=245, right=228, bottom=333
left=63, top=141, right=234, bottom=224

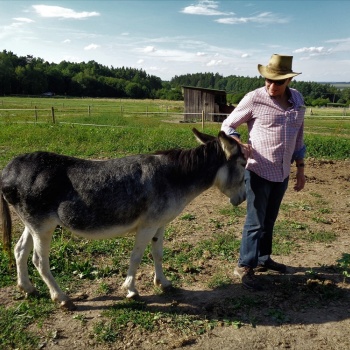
left=74, top=263, right=349, bottom=327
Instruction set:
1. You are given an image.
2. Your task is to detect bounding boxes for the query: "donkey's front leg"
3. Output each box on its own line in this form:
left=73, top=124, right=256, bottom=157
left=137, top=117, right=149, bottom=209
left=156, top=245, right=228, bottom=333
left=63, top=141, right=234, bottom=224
left=15, top=227, right=37, bottom=296
left=122, top=228, right=156, bottom=298
left=151, top=227, right=172, bottom=290
left=31, top=231, right=75, bottom=310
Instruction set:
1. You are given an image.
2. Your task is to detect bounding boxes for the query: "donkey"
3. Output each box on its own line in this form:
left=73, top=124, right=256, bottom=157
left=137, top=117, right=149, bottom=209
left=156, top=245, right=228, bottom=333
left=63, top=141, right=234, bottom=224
left=0, top=128, right=246, bottom=310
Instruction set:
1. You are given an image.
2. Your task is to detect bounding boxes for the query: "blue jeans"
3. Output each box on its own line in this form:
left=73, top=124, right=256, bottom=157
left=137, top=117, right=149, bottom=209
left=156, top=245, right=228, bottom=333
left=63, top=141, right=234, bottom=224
left=238, top=170, right=289, bottom=268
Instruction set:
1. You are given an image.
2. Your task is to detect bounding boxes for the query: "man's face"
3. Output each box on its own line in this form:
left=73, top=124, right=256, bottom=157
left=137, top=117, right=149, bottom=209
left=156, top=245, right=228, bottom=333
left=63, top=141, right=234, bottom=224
left=265, top=78, right=291, bottom=97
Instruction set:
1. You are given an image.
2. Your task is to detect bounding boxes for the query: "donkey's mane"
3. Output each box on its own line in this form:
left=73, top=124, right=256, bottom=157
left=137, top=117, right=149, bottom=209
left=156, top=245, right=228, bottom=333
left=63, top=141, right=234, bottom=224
left=155, top=139, right=225, bottom=174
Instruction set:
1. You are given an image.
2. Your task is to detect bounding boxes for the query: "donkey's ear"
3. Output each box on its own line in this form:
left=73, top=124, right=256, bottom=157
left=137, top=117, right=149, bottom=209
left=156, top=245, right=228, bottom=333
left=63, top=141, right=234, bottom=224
left=218, top=131, right=240, bottom=160
left=192, top=128, right=216, bottom=144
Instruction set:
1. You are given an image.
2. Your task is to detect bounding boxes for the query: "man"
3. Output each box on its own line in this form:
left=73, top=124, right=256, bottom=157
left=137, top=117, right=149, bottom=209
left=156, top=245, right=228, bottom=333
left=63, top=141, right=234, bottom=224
left=221, top=54, right=306, bottom=290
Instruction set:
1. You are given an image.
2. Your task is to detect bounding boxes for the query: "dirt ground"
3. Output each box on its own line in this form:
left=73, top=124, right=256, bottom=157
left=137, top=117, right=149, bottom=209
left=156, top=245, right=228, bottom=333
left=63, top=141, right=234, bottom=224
left=1, top=159, right=349, bottom=349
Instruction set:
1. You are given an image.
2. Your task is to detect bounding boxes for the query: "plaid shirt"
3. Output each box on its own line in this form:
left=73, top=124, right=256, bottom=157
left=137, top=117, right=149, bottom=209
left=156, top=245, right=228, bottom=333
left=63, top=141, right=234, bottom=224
left=221, top=86, right=306, bottom=182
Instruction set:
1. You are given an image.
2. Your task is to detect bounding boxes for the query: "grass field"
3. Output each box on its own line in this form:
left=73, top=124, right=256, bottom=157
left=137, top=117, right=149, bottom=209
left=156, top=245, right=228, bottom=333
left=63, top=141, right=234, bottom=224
left=0, top=97, right=349, bottom=167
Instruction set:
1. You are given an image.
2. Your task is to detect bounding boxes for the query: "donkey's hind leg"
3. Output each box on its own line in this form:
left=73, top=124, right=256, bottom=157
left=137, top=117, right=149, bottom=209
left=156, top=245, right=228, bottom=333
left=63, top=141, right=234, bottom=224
left=31, top=226, right=76, bottom=310
left=151, top=227, right=172, bottom=290
left=15, top=226, right=37, bottom=296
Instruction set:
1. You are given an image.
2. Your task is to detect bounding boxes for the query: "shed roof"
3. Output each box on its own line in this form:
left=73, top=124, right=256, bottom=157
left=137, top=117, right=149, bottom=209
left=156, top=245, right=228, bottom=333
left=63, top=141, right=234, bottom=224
left=182, top=86, right=227, bottom=95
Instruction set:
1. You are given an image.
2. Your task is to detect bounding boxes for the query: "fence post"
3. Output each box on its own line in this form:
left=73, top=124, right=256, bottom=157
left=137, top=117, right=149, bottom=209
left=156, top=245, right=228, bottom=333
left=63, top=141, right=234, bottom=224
left=201, top=110, right=205, bottom=130
left=34, top=106, right=38, bottom=122
left=146, top=106, right=148, bottom=116
left=51, top=107, right=55, bottom=123
left=88, top=105, right=91, bottom=116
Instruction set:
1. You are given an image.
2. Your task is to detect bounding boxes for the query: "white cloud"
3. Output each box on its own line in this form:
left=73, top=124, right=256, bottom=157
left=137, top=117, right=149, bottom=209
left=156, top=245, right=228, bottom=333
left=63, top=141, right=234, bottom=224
left=137, top=59, right=144, bottom=64
left=181, top=0, right=233, bottom=16
left=32, top=5, right=100, bottom=19
left=241, top=53, right=250, bottom=58
left=6, top=17, right=35, bottom=29
left=0, top=17, right=35, bottom=38
left=324, top=38, right=350, bottom=53
left=62, top=39, right=71, bottom=44
left=196, top=52, right=207, bottom=56
left=143, top=46, right=156, bottom=53
left=216, top=12, right=289, bottom=25
left=293, top=47, right=332, bottom=59
left=293, top=47, right=326, bottom=54
left=13, top=18, right=34, bottom=23
left=84, top=43, right=100, bottom=50
left=206, top=59, right=222, bottom=66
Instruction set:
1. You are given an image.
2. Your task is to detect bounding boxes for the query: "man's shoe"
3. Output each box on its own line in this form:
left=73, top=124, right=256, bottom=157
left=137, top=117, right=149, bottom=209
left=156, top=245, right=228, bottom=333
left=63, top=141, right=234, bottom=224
left=257, top=259, right=287, bottom=273
left=234, top=265, right=263, bottom=291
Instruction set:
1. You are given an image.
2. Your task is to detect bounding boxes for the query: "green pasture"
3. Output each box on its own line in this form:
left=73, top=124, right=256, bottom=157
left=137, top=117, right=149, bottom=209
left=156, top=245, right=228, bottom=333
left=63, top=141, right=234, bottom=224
left=0, top=97, right=349, bottom=349
left=0, top=97, right=349, bottom=167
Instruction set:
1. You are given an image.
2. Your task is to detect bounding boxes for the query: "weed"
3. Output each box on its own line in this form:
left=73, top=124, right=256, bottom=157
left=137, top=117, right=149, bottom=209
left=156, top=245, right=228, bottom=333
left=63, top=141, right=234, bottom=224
left=318, top=207, right=331, bottom=214
left=0, top=243, right=15, bottom=287
left=267, top=308, right=290, bottom=324
left=97, top=282, right=112, bottom=295
left=304, top=230, right=337, bottom=243
left=93, top=299, right=212, bottom=343
left=73, top=314, right=88, bottom=325
left=180, top=213, right=196, bottom=221
left=306, top=268, right=319, bottom=278
left=209, top=218, right=224, bottom=229
left=219, top=205, right=245, bottom=217
left=310, top=192, right=322, bottom=198
left=207, top=272, right=232, bottom=289
left=281, top=201, right=313, bottom=211
left=312, top=216, right=332, bottom=224
left=337, top=253, right=350, bottom=280
left=0, top=299, right=54, bottom=349
left=195, top=233, right=240, bottom=262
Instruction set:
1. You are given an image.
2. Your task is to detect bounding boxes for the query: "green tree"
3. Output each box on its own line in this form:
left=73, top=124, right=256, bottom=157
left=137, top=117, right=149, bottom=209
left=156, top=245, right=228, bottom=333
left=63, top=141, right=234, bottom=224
left=125, top=82, right=145, bottom=98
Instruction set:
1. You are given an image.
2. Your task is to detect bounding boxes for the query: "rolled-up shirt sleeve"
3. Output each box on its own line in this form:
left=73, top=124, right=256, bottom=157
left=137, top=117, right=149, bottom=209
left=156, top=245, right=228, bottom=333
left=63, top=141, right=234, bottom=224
left=221, top=93, right=254, bottom=138
left=292, top=118, right=306, bottom=161
left=292, top=145, right=306, bottom=161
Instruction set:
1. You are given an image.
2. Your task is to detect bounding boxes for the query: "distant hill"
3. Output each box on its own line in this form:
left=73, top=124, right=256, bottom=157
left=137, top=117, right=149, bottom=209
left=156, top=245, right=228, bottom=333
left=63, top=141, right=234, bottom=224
left=320, top=82, right=350, bottom=90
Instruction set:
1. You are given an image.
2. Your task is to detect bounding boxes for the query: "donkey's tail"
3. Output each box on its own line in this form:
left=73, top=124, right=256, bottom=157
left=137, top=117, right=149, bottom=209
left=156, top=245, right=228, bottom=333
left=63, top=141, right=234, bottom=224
left=0, top=182, right=12, bottom=255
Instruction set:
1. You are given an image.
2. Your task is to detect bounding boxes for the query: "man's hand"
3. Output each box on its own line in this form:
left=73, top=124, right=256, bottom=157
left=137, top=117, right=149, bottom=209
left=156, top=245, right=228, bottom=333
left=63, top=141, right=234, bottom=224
left=240, top=143, right=253, bottom=160
left=294, top=171, right=306, bottom=191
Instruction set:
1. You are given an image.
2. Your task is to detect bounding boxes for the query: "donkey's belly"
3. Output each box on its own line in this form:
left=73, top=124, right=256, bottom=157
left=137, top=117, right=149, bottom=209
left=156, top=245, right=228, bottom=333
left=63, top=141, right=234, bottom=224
left=71, top=222, right=138, bottom=239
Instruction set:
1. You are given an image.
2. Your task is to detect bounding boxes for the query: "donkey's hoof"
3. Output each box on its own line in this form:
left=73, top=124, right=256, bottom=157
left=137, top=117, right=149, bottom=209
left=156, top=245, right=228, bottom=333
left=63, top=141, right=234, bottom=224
left=18, top=285, right=39, bottom=298
left=60, top=300, right=77, bottom=311
left=154, top=278, right=172, bottom=291
left=25, top=290, right=40, bottom=299
left=126, top=291, right=139, bottom=299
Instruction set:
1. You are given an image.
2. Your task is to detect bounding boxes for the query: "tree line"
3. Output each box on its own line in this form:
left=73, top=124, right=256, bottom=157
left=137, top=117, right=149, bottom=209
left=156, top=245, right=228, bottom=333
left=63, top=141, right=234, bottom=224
left=169, top=73, right=350, bottom=107
left=0, top=50, right=163, bottom=99
left=1, top=50, right=349, bottom=106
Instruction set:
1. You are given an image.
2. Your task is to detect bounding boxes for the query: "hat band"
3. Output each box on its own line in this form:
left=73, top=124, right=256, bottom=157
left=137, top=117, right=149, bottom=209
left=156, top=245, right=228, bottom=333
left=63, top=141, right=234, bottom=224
left=266, top=66, right=293, bottom=74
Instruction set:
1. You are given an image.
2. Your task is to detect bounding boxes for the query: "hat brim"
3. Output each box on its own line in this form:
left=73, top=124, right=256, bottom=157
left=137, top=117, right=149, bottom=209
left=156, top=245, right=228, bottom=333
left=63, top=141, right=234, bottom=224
left=258, top=64, right=301, bottom=80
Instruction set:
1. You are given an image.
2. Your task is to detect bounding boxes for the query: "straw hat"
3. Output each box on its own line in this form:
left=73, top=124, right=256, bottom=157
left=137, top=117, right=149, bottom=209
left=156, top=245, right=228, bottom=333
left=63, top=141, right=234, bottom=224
left=258, top=54, right=301, bottom=80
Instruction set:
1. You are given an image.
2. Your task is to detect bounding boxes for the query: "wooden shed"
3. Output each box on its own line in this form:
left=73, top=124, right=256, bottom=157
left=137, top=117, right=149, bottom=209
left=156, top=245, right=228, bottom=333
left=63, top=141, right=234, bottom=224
left=182, top=86, right=234, bottom=122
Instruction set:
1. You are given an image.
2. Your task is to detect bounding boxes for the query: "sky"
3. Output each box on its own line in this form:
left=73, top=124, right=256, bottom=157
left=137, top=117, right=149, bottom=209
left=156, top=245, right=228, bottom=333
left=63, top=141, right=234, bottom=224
left=0, top=0, right=349, bottom=82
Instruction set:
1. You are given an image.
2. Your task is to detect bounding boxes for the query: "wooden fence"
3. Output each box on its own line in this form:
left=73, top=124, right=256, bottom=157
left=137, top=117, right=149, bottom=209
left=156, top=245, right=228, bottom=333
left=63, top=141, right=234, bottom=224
left=0, top=106, right=232, bottom=128
left=1, top=106, right=348, bottom=129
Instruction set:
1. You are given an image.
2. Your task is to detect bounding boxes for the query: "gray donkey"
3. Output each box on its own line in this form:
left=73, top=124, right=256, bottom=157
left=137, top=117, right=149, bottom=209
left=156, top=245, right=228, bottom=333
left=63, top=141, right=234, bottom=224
left=1, top=128, right=246, bottom=310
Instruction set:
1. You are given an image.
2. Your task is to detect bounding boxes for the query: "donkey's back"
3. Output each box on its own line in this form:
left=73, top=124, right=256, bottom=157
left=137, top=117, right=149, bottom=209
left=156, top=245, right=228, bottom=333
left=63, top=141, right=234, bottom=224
left=2, top=151, right=189, bottom=235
